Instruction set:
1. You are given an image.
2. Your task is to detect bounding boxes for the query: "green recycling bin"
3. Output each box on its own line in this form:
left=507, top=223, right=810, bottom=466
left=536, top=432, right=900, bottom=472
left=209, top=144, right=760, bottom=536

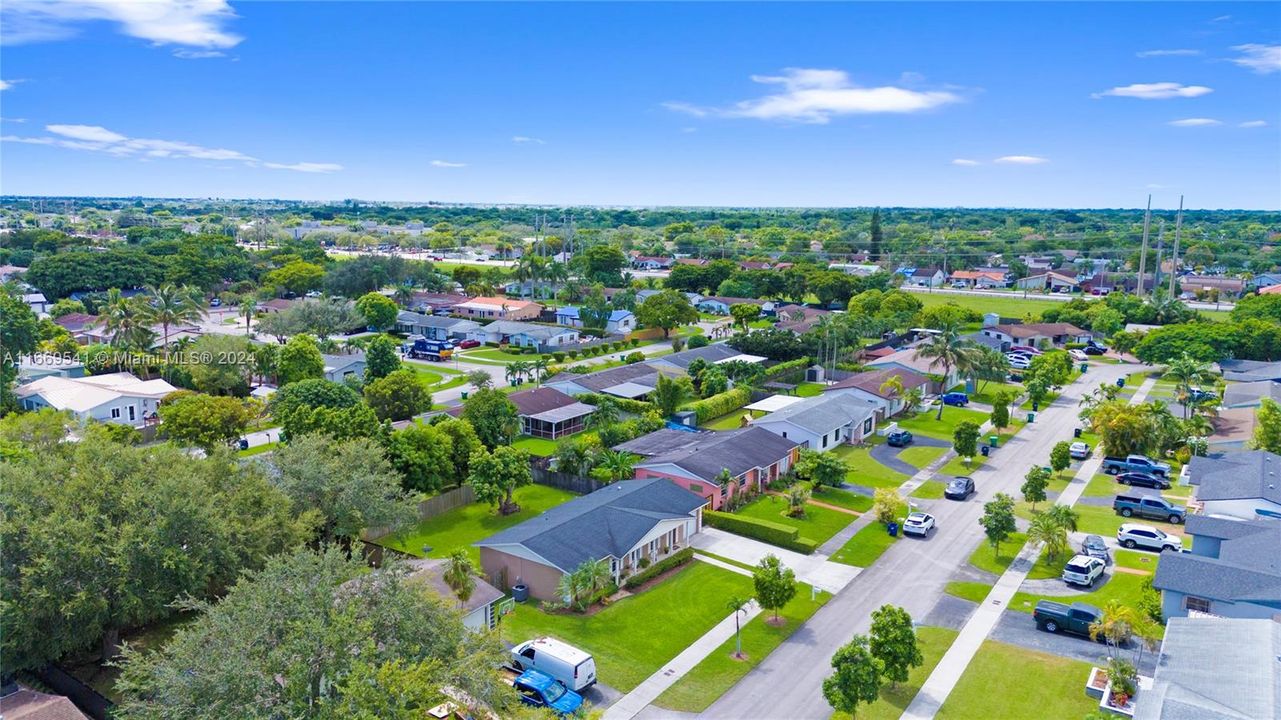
left=1027, top=412, right=1036, bottom=423
left=989, top=435, right=999, bottom=448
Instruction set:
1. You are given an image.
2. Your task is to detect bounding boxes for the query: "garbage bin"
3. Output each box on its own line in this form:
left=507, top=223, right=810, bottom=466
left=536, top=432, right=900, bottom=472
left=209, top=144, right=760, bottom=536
left=1080, top=362, right=1089, bottom=373
left=460, top=391, right=469, bottom=400
left=238, top=438, right=249, bottom=451
left=1116, top=378, right=1126, bottom=388
left=1032, top=401, right=1040, bottom=412
left=1074, top=427, right=1083, bottom=438
left=989, top=435, right=999, bottom=447
left=981, top=445, right=990, bottom=457
left=886, top=522, right=899, bottom=537
left=1027, top=412, right=1036, bottom=423
left=512, top=584, right=530, bottom=603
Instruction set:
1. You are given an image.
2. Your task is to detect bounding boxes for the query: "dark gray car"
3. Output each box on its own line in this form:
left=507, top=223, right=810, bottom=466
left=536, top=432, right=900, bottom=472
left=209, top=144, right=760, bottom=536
left=1080, top=534, right=1110, bottom=563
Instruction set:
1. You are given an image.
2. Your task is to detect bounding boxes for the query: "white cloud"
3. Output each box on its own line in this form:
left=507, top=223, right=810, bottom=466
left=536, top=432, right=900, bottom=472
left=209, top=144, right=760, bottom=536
left=0, top=80, right=10, bottom=91
left=1, top=0, right=242, bottom=48
left=1229, top=44, right=1281, bottom=74
left=511, top=136, right=545, bottom=145
left=431, top=160, right=466, bottom=168
left=994, top=155, right=1049, bottom=165
left=1, top=123, right=340, bottom=172
left=1211, top=15, right=1232, bottom=23
left=1239, top=120, right=1268, bottom=128
left=951, top=158, right=980, bottom=166
left=664, top=67, right=962, bottom=124
left=1136, top=49, right=1202, bottom=58
left=173, top=48, right=225, bottom=59
left=1093, top=82, right=1213, bottom=99
left=0, top=116, right=27, bottom=123
left=1167, top=117, right=1222, bottom=127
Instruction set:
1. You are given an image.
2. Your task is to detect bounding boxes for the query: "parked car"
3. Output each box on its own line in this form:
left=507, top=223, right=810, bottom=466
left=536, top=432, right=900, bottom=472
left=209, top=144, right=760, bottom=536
left=1069, top=349, right=1088, bottom=362
left=456, top=339, right=481, bottom=349
left=1009, top=345, right=1042, bottom=356
left=941, top=392, right=969, bottom=407
left=1083, top=345, right=1107, bottom=356
left=510, top=670, right=583, bottom=717
left=1113, top=494, right=1186, bottom=524
left=887, top=430, right=914, bottom=447
left=1187, top=387, right=1217, bottom=404
left=209, top=297, right=222, bottom=307
left=1069, top=441, right=1091, bottom=460
left=1117, top=523, right=1183, bottom=552
left=1006, top=354, right=1032, bottom=370
left=1033, top=600, right=1104, bottom=638
left=1080, top=534, right=1110, bottom=563
left=511, top=638, right=597, bottom=692
left=1101, top=454, right=1171, bottom=478
left=902, top=512, right=936, bottom=537
left=1061, top=554, right=1106, bottom=587
left=945, top=476, right=976, bottom=500
left=1116, top=472, right=1172, bottom=490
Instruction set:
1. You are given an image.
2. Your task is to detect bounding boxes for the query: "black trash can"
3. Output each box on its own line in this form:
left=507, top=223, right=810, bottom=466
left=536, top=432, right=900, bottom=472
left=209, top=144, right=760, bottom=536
left=981, top=445, right=990, bottom=457
left=1032, top=401, right=1040, bottom=411
left=238, top=438, right=249, bottom=451
left=1074, top=427, right=1083, bottom=438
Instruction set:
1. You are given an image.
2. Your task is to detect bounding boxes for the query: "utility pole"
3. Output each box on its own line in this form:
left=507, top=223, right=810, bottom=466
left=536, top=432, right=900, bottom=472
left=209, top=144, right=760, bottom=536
left=1153, top=220, right=1166, bottom=295
left=1136, top=195, right=1151, bottom=296
left=1168, top=195, right=1184, bottom=298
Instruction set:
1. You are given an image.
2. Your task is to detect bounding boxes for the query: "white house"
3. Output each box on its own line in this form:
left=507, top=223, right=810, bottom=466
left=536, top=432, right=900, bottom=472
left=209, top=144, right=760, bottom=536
left=751, top=390, right=878, bottom=452
left=15, top=372, right=176, bottom=427
left=465, top=320, right=580, bottom=349
left=323, top=352, right=367, bottom=382
left=1015, top=271, right=1079, bottom=292
left=906, top=267, right=945, bottom=288
left=406, top=559, right=504, bottom=631
left=978, top=322, right=1092, bottom=350
left=820, top=368, right=931, bottom=420
left=554, top=307, right=636, bottom=334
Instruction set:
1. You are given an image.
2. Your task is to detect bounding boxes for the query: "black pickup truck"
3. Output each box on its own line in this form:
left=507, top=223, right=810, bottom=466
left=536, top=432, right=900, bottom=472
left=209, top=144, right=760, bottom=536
left=1033, top=600, right=1103, bottom=638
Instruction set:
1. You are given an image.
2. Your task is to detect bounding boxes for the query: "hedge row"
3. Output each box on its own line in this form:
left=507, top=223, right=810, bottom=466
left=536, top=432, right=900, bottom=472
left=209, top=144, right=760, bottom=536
left=690, top=386, right=752, bottom=424
left=763, top=357, right=812, bottom=378
left=703, top=510, right=820, bottom=554
left=623, top=547, right=695, bottom=589
left=577, top=393, right=656, bottom=416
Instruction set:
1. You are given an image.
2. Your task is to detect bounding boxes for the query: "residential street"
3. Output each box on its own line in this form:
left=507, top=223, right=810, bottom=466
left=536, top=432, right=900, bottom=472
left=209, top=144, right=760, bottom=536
left=693, top=361, right=1131, bottom=720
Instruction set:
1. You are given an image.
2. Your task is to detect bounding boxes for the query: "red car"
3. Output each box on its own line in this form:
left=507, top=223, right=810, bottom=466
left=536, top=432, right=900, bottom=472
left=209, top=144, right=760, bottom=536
left=457, top=339, right=480, bottom=349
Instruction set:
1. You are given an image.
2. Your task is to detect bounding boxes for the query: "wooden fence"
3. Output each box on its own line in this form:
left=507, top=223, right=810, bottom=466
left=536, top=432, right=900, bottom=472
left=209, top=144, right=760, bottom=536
left=531, top=467, right=605, bottom=495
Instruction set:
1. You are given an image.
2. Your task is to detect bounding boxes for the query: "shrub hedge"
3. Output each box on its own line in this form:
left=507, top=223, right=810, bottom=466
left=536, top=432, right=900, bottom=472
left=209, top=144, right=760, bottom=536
left=577, top=393, right=657, bottom=416
left=703, top=510, right=820, bottom=554
left=690, top=386, right=752, bottom=424
left=764, top=357, right=812, bottom=378
left=623, top=547, right=694, bottom=589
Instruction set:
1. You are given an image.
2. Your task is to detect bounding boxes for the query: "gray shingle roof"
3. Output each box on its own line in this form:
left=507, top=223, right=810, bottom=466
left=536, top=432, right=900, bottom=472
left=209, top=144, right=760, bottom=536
left=1219, top=359, right=1281, bottom=383
left=1135, top=616, right=1281, bottom=720
left=1188, top=451, right=1281, bottom=505
left=656, top=343, right=742, bottom=370
left=630, top=427, right=801, bottom=482
left=397, top=310, right=472, bottom=330
left=474, top=478, right=706, bottom=572
left=751, top=389, right=876, bottom=434
left=1223, top=381, right=1281, bottom=408
left=1154, top=518, right=1281, bottom=604
left=551, top=363, right=661, bottom=393
left=484, top=320, right=576, bottom=341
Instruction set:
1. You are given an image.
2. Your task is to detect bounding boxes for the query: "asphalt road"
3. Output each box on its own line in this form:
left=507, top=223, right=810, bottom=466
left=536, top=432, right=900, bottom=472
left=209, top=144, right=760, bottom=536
left=696, top=361, right=1131, bottom=720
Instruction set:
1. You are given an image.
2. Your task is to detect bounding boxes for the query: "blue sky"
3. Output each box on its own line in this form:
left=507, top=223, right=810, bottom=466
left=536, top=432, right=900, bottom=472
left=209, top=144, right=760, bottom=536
left=1, top=2, right=1278, bottom=208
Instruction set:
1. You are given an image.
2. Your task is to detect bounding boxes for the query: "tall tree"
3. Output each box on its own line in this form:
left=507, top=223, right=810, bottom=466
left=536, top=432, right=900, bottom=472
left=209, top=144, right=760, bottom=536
left=384, top=420, right=454, bottom=493
left=1162, top=352, right=1216, bottom=419
left=868, top=208, right=883, bottom=261
left=822, top=635, right=884, bottom=718
left=355, top=291, right=399, bottom=332
left=1027, top=512, right=1070, bottom=562
left=869, top=604, right=923, bottom=688
left=144, top=283, right=206, bottom=348
left=461, top=388, right=521, bottom=449
left=636, top=290, right=698, bottom=338
left=158, top=391, right=257, bottom=451
left=364, top=369, right=431, bottom=421
left=979, top=492, right=1017, bottom=557
left=467, top=445, right=533, bottom=514
left=364, top=335, right=402, bottom=380
left=752, top=554, right=797, bottom=623
left=916, top=326, right=975, bottom=419
left=1251, top=398, right=1281, bottom=453
left=952, top=420, right=980, bottom=462
left=727, top=596, right=750, bottom=659
left=1050, top=441, right=1072, bottom=477
left=443, top=548, right=477, bottom=609
left=277, top=333, right=326, bottom=385
left=0, top=293, right=39, bottom=410
left=1021, top=466, right=1051, bottom=511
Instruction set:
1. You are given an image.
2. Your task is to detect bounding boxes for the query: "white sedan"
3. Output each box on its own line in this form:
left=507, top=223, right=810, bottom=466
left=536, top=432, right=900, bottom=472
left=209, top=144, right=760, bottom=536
left=902, top=512, right=936, bottom=537
left=1069, top=349, right=1089, bottom=362
left=1006, top=354, right=1032, bottom=370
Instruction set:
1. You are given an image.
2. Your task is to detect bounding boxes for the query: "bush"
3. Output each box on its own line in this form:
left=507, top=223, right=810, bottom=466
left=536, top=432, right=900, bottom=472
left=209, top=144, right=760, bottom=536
left=624, top=352, right=645, bottom=364
left=623, top=547, right=694, bottom=589
left=524, top=347, right=538, bottom=355
left=688, top=334, right=709, bottom=349
left=577, top=393, right=656, bottom=416
left=703, top=511, right=820, bottom=554
left=630, top=338, right=641, bottom=347
left=568, top=350, right=580, bottom=359
left=637, top=557, right=651, bottom=570
left=552, top=351, right=566, bottom=362
left=764, top=357, right=812, bottom=378
left=690, top=386, right=753, bottom=424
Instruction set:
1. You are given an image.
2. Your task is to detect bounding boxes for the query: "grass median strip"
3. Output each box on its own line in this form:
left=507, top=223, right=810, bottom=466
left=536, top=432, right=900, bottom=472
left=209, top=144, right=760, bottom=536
left=936, top=639, right=1098, bottom=719
left=829, top=522, right=899, bottom=567
left=944, top=581, right=994, bottom=604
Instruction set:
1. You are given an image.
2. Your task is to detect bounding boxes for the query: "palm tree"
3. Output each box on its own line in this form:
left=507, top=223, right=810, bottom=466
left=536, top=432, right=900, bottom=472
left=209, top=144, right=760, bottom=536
left=238, top=297, right=257, bottom=334
left=916, top=325, right=975, bottom=419
left=1163, top=353, right=1215, bottom=419
left=1027, top=513, right=1070, bottom=562
left=715, top=468, right=735, bottom=503
left=393, top=284, right=415, bottom=307
left=504, top=363, right=520, bottom=386
left=531, top=358, right=550, bottom=386
left=145, top=284, right=206, bottom=348
left=443, top=548, right=477, bottom=609
left=580, top=558, right=612, bottom=596
left=102, top=289, right=155, bottom=350
left=1045, top=504, right=1079, bottom=533
left=727, top=596, right=750, bottom=659
left=1089, top=601, right=1140, bottom=658
left=599, top=450, right=636, bottom=482
left=586, top=399, right=620, bottom=430
left=509, top=360, right=531, bottom=383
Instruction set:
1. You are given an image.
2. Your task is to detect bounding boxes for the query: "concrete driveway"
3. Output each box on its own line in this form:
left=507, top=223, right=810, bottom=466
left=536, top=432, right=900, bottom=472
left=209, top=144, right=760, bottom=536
left=691, top=528, right=861, bottom=594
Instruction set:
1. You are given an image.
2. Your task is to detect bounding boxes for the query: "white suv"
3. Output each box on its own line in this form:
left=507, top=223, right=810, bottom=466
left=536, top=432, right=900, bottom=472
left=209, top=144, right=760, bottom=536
left=1060, top=554, right=1106, bottom=587
left=1117, top=523, right=1182, bottom=552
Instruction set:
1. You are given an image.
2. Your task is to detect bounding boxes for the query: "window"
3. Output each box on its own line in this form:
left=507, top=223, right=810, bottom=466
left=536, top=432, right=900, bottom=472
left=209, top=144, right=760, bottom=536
left=864, top=418, right=873, bottom=434
left=111, top=407, right=121, bottom=419
left=128, top=406, right=136, bottom=421
left=822, top=434, right=828, bottom=448
left=689, top=484, right=703, bottom=494
left=1185, top=596, right=1211, bottom=613
left=781, top=431, right=787, bottom=439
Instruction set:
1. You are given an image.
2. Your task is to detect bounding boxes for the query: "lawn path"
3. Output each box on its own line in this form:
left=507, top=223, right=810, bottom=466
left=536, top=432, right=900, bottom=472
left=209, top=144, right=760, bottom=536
left=899, top=374, right=1157, bottom=720
left=602, top=600, right=763, bottom=720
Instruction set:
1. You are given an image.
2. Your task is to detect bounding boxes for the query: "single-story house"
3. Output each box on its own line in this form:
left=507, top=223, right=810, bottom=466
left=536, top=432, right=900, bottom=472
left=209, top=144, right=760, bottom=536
left=906, top=267, right=946, bottom=288
left=408, top=291, right=469, bottom=314
left=821, top=368, right=930, bottom=419
left=22, top=292, right=48, bottom=315
left=52, top=312, right=101, bottom=343
left=1219, top=359, right=1281, bottom=383
left=623, top=427, right=802, bottom=510
left=775, top=304, right=831, bottom=334
left=1134, top=615, right=1280, bottom=720
left=866, top=348, right=957, bottom=393
left=544, top=362, right=669, bottom=399
left=1153, top=514, right=1281, bottom=620
left=448, top=386, right=594, bottom=439
left=406, top=558, right=504, bottom=631
left=1180, top=274, right=1246, bottom=298
left=979, top=322, right=1091, bottom=350
left=16, top=353, right=86, bottom=383
left=1223, top=380, right=1281, bottom=409
left=15, top=372, right=176, bottom=427
left=646, top=343, right=745, bottom=373
left=948, top=270, right=1010, bottom=288
left=0, top=264, right=25, bottom=282
left=465, top=320, right=579, bottom=349
left=829, top=263, right=881, bottom=277
left=323, top=352, right=367, bottom=382
left=78, top=321, right=203, bottom=349
left=697, top=297, right=759, bottom=315
left=554, top=307, right=637, bottom=334
left=395, top=310, right=480, bottom=341
left=636, top=289, right=703, bottom=306
left=475, top=478, right=708, bottom=600
left=1187, top=451, right=1281, bottom=521
left=1249, top=272, right=1281, bottom=291
left=0, top=682, right=89, bottom=720
left=453, top=296, right=543, bottom=321
left=632, top=256, right=674, bottom=270
left=1015, top=271, right=1079, bottom=291
left=751, top=390, right=878, bottom=452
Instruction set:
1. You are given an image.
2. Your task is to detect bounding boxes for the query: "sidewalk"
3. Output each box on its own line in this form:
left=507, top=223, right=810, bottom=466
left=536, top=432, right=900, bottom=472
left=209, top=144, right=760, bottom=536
left=899, top=371, right=1152, bottom=720
left=602, top=600, right=763, bottom=720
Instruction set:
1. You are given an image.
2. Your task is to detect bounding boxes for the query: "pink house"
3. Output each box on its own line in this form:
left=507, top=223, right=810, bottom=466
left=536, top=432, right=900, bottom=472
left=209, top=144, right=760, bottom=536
left=618, top=427, right=802, bottom=510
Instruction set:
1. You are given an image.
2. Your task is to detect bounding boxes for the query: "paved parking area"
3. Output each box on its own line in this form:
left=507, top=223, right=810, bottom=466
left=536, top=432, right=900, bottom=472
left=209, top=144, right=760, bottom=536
left=691, top=528, right=861, bottom=593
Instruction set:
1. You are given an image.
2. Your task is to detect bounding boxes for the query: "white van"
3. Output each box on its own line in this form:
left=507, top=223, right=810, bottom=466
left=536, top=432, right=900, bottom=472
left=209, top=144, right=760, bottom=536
left=510, top=637, right=597, bottom=692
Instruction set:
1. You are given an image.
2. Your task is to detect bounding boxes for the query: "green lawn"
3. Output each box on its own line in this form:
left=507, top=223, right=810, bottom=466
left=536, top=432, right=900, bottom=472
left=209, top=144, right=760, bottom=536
left=377, top=484, right=575, bottom=564
left=1020, top=389, right=1062, bottom=411
left=829, top=522, right=899, bottom=567
left=461, top=347, right=549, bottom=363
left=898, top=445, right=948, bottom=469
left=936, top=639, right=1099, bottom=720
left=736, top=495, right=855, bottom=546
left=1009, top=569, right=1150, bottom=615
left=913, top=292, right=1064, bottom=320
left=911, top=480, right=947, bottom=499
left=1072, top=503, right=1187, bottom=541
left=965, top=381, right=1026, bottom=406
left=512, top=436, right=558, bottom=457
left=237, top=441, right=280, bottom=457
left=944, top=581, right=994, bottom=604
left=897, top=407, right=990, bottom=440
left=702, top=410, right=758, bottom=431
left=1114, top=549, right=1159, bottom=574
left=500, top=562, right=753, bottom=693
left=1082, top=472, right=1120, bottom=498
left=401, top=364, right=443, bottom=385
left=654, top=585, right=830, bottom=712
left=832, top=627, right=960, bottom=720
left=832, top=441, right=910, bottom=489
left=796, top=382, right=825, bottom=397
left=810, top=485, right=874, bottom=513
left=693, top=550, right=757, bottom=573
left=939, top=453, right=985, bottom=477
left=966, top=532, right=1064, bottom=580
